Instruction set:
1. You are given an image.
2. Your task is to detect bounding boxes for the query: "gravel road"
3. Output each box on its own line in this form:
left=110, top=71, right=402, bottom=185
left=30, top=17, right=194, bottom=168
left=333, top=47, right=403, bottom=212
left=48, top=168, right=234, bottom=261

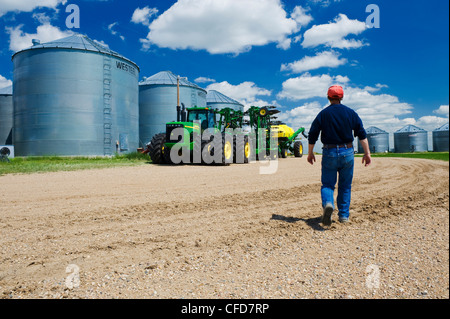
left=0, top=157, right=448, bottom=299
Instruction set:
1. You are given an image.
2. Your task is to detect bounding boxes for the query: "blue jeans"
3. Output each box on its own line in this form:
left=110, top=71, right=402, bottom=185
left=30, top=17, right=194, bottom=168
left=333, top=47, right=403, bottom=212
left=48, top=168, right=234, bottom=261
left=321, top=146, right=355, bottom=219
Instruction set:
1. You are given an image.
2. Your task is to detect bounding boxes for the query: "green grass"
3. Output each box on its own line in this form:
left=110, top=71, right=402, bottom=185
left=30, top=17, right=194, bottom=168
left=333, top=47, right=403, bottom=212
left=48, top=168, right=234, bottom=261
left=355, top=152, right=449, bottom=162
left=0, top=152, right=151, bottom=176
left=1, top=151, right=447, bottom=176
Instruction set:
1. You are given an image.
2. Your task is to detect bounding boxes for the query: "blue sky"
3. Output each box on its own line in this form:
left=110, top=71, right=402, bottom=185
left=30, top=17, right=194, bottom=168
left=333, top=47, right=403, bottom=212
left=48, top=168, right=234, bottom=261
left=0, top=0, right=449, bottom=141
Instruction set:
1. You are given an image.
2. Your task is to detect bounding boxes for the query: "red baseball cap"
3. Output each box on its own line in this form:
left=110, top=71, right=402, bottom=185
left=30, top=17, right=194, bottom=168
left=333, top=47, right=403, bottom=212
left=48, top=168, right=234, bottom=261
left=328, top=85, right=344, bottom=99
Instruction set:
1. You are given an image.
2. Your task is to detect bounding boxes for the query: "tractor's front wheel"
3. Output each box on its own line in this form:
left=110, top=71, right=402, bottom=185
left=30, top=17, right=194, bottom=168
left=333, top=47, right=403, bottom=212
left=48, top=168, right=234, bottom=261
left=243, top=136, right=251, bottom=164
left=294, top=141, right=303, bottom=158
left=220, top=134, right=233, bottom=166
left=281, top=148, right=288, bottom=158
left=149, top=133, right=167, bottom=164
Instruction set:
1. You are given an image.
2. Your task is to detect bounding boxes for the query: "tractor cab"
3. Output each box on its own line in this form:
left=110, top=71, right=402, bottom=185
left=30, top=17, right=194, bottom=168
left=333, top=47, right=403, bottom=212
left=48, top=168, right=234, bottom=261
left=187, top=107, right=216, bottom=130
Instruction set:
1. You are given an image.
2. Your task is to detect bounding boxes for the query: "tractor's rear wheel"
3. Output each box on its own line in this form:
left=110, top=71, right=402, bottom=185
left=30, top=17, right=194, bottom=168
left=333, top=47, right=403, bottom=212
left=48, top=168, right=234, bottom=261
left=234, top=135, right=251, bottom=164
left=294, top=141, right=303, bottom=158
left=163, top=144, right=174, bottom=165
left=149, top=133, right=167, bottom=164
left=201, top=139, right=213, bottom=164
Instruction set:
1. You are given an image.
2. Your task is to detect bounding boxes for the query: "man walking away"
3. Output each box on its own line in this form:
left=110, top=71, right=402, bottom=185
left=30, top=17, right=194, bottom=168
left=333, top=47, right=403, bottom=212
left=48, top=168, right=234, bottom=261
left=307, top=86, right=372, bottom=226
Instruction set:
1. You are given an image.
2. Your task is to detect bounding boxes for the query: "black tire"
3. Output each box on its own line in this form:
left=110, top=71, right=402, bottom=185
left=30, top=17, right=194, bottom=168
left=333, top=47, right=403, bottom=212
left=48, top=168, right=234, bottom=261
left=243, top=135, right=251, bottom=164
left=149, top=133, right=167, bottom=164
left=233, top=135, right=250, bottom=164
left=210, top=133, right=232, bottom=165
left=233, top=135, right=238, bottom=164
left=220, top=134, right=233, bottom=166
left=281, top=148, right=288, bottom=158
left=294, top=141, right=303, bottom=158
left=192, top=137, right=203, bottom=165
left=201, top=139, right=213, bottom=164
left=163, top=144, right=174, bottom=165
left=259, top=107, right=268, bottom=117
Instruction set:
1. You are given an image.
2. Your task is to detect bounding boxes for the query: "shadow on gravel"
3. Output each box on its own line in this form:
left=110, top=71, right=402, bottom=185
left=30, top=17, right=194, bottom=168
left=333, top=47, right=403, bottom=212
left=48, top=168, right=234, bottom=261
left=271, top=214, right=301, bottom=223
left=271, top=214, right=326, bottom=231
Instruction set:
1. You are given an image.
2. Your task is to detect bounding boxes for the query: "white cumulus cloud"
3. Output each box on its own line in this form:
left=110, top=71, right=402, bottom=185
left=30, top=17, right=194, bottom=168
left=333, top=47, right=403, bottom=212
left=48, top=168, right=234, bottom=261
left=277, top=73, right=419, bottom=133
left=433, top=105, right=449, bottom=117
left=302, top=14, right=368, bottom=49
left=206, top=81, right=272, bottom=110
left=6, top=23, right=74, bottom=52
left=415, top=116, right=449, bottom=132
left=0, top=75, right=12, bottom=89
left=131, top=6, right=159, bottom=26
left=0, top=0, right=67, bottom=17
left=278, top=73, right=349, bottom=101
left=291, top=6, right=313, bottom=28
left=277, top=101, right=325, bottom=129
left=108, top=22, right=125, bottom=41
left=342, top=86, right=414, bottom=131
left=281, top=51, right=347, bottom=73
left=140, top=0, right=298, bottom=54
left=195, top=77, right=216, bottom=84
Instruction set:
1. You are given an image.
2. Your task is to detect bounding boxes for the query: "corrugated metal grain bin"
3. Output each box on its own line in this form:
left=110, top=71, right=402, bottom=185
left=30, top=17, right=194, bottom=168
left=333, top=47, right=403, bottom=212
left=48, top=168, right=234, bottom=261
left=432, top=123, right=449, bottom=152
left=394, top=125, right=428, bottom=153
left=0, top=85, right=13, bottom=145
left=139, top=71, right=207, bottom=146
left=358, top=126, right=389, bottom=154
left=12, top=34, right=140, bottom=156
left=207, top=90, right=244, bottom=113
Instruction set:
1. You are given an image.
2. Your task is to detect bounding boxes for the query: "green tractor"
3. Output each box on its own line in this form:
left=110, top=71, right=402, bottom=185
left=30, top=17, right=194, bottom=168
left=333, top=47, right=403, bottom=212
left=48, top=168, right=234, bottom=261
left=146, top=102, right=305, bottom=165
left=147, top=106, right=251, bottom=165
left=243, top=106, right=281, bottom=161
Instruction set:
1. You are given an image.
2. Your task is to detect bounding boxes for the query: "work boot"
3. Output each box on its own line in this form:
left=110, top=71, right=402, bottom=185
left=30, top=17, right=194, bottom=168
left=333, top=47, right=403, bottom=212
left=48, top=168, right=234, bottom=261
left=339, top=217, right=349, bottom=224
left=322, top=203, right=334, bottom=226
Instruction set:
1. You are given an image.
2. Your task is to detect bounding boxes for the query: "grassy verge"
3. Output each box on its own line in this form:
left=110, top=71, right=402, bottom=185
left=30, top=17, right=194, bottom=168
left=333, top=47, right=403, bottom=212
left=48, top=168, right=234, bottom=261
left=0, top=152, right=151, bottom=176
left=355, top=152, right=449, bottom=162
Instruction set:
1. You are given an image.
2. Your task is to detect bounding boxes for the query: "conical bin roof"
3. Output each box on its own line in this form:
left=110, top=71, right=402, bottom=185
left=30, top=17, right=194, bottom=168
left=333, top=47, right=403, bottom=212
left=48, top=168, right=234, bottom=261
left=395, top=125, right=427, bottom=133
left=434, top=123, right=449, bottom=132
left=207, top=90, right=243, bottom=106
left=366, top=126, right=388, bottom=134
left=12, top=34, right=139, bottom=70
left=140, top=71, right=206, bottom=92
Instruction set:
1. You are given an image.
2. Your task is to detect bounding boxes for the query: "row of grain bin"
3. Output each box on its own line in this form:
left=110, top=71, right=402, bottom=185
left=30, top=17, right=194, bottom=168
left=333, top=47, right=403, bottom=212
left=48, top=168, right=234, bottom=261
left=358, top=124, right=449, bottom=153
left=3, top=34, right=243, bottom=157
